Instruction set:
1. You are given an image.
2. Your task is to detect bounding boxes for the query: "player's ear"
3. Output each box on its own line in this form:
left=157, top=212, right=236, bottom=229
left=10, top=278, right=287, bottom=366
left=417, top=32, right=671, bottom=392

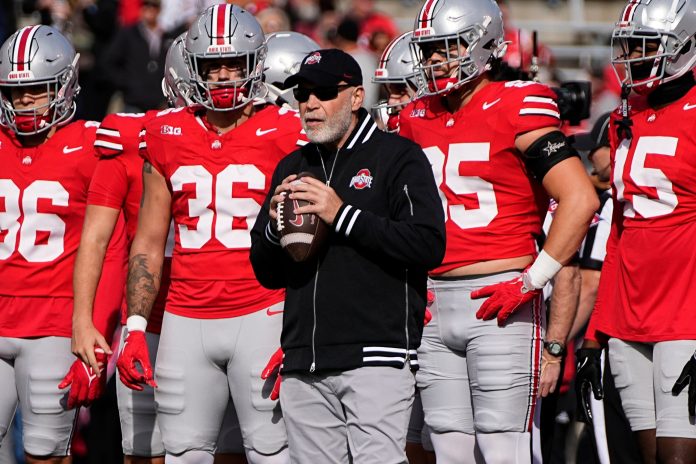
left=351, top=86, right=365, bottom=111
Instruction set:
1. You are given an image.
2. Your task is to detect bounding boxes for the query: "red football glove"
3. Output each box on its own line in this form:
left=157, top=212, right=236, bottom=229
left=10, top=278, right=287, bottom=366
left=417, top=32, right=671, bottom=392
left=424, top=290, right=435, bottom=326
left=58, top=348, right=107, bottom=409
left=471, top=272, right=541, bottom=326
left=116, top=330, right=157, bottom=391
left=261, top=348, right=283, bottom=401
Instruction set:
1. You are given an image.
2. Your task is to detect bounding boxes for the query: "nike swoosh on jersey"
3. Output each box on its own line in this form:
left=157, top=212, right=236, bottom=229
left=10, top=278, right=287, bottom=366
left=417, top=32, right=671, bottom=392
left=266, top=308, right=284, bottom=316
left=256, top=128, right=278, bottom=136
left=684, top=103, right=696, bottom=111
left=63, top=146, right=83, bottom=154
left=482, top=98, right=501, bottom=110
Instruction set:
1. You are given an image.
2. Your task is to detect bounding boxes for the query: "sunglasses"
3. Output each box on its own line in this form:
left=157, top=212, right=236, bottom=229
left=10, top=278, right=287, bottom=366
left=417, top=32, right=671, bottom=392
left=293, top=84, right=352, bottom=103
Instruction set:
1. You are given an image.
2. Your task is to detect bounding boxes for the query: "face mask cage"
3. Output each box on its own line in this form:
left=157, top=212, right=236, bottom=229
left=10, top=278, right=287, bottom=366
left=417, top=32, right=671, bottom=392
left=162, top=67, right=194, bottom=108
left=186, top=46, right=266, bottom=111
left=410, top=24, right=484, bottom=96
left=0, top=65, right=78, bottom=135
left=611, top=26, right=679, bottom=90
left=371, top=79, right=419, bottom=116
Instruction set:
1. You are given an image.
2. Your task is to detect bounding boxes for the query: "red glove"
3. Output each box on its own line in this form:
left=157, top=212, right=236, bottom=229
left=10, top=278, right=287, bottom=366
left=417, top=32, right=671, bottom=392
left=58, top=348, right=107, bottom=409
left=116, top=330, right=157, bottom=391
left=471, top=272, right=541, bottom=326
left=424, top=290, right=435, bottom=326
left=261, top=348, right=283, bottom=401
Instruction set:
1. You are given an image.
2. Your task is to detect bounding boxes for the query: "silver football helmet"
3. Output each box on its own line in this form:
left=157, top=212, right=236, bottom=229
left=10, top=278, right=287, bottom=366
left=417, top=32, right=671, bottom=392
left=162, top=33, right=194, bottom=108
left=185, top=4, right=266, bottom=111
left=263, top=31, right=319, bottom=108
left=410, top=0, right=507, bottom=96
left=372, top=31, right=420, bottom=132
left=612, top=0, right=696, bottom=93
left=0, top=25, right=80, bottom=135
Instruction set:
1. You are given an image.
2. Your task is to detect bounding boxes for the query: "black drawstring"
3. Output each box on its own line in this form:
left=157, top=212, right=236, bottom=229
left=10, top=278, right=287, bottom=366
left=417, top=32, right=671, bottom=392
left=616, top=84, right=633, bottom=141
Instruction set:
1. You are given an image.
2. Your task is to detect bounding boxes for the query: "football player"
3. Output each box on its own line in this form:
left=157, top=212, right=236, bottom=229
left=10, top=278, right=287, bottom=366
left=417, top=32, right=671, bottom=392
left=398, top=0, right=598, bottom=462
left=123, top=5, right=305, bottom=464
left=263, top=31, right=319, bottom=109
left=371, top=31, right=420, bottom=133
left=0, top=25, right=125, bottom=463
left=73, top=33, right=245, bottom=464
left=579, top=0, right=696, bottom=461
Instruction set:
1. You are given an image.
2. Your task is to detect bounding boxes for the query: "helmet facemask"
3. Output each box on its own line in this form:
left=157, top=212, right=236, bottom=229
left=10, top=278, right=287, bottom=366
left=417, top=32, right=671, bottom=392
left=0, top=56, right=79, bottom=135
left=187, top=49, right=265, bottom=111
left=412, top=17, right=501, bottom=96
left=612, top=24, right=696, bottom=94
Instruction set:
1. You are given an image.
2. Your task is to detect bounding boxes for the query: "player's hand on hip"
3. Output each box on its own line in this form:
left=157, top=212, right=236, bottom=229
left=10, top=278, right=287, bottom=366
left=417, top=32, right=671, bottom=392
left=539, top=351, right=562, bottom=398
left=471, top=272, right=541, bottom=326
left=289, top=176, right=343, bottom=225
left=672, top=350, right=696, bottom=416
left=58, top=348, right=107, bottom=409
left=575, top=347, right=604, bottom=423
left=116, top=330, right=157, bottom=391
left=270, top=174, right=298, bottom=223
left=424, top=290, right=435, bottom=326
left=261, top=348, right=283, bottom=401
left=72, top=320, right=112, bottom=373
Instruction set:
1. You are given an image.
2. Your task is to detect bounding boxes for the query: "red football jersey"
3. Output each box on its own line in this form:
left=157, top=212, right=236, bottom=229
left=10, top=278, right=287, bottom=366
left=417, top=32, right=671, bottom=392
left=399, top=80, right=561, bottom=274
left=0, top=121, right=125, bottom=338
left=589, top=87, right=696, bottom=342
left=142, top=105, right=305, bottom=318
left=90, top=110, right=172, bottom=333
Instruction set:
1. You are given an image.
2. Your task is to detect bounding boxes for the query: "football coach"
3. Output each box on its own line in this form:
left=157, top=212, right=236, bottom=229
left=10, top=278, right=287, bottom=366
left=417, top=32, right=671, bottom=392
left=250, top=49, right=445, bottom=464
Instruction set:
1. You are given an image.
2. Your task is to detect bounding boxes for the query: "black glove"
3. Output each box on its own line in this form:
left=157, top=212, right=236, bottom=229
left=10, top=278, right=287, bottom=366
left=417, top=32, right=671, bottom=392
left=575, top=347, right=604, bottom=423
left=672, top=351, right=696, bottom=417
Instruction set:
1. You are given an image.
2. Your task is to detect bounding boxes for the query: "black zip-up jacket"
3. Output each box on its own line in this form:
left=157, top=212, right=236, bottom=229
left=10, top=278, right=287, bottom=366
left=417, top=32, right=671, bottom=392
left=250, top=110, right=446, bottom=374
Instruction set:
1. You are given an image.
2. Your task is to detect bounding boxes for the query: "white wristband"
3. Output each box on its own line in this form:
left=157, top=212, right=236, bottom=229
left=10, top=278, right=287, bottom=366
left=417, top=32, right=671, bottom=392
left=126, top=315, right=148, bottom=333
left=525, top=250, right=563, bottom=290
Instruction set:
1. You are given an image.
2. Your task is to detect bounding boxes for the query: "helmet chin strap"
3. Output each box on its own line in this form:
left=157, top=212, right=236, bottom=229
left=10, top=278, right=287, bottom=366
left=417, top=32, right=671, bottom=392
left=209, top=85, right=250, bottom=109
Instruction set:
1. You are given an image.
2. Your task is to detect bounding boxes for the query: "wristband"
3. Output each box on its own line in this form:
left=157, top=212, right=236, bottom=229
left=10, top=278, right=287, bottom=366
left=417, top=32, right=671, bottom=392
left=126, top=315, right=148, bottom=333
left=524, top=250, right=563, bottom=290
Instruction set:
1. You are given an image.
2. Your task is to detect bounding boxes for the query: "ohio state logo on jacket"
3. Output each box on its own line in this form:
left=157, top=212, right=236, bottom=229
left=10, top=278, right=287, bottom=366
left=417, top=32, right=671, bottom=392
left=350, top=169, right=373, bottom=189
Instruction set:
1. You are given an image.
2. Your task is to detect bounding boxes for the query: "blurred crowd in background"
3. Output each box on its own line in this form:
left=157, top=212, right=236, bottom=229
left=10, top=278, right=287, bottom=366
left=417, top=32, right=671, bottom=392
left=0, top=0, right=623, bottom=128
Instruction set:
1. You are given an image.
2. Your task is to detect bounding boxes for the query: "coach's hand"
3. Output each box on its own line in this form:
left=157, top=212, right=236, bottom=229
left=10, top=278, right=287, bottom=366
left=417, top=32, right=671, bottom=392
left=289, top=176, right=343, bottom=226
left=117, top=330, right=157, bottom=391
left=672, top=350, right=696, bottom=416
left=59, top=348, right=107, bottom=409
left=261, top=348, right=283, bottom=401
left=472, top=272, right=541, bottom=326
left=575, top=347, right=604, bottom=423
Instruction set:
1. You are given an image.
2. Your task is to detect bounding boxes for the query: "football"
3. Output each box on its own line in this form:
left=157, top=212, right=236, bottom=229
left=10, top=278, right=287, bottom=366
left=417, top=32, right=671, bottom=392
left=277, top=171, right=329, bottom=262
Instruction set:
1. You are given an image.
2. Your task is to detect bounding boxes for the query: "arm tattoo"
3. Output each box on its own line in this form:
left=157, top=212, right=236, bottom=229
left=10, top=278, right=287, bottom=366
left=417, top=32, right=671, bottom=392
left=143, top=161, right=153, bottom=174
left=126, top=253, right=161, bottom=320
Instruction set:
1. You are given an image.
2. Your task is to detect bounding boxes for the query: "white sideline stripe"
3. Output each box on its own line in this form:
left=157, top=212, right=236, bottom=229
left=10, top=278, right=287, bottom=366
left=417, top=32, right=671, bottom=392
left=363, top=346, right=408, bottom=353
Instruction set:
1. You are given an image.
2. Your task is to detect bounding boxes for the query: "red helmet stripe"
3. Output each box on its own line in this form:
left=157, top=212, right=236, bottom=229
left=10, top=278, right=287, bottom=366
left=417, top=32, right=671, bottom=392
left=622, top=0, right=639, bottom=22
left=13, top=26, right=39, bottom=72
left=379, top=31, right=409, bottom=67
left=216, top=4, right=227, bottom=45
left=419, top=0, right=438, bottom=29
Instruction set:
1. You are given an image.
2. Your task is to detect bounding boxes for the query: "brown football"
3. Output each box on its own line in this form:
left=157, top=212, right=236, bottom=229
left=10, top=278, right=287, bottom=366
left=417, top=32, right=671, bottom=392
left=277, top=171, right=329, bottom=262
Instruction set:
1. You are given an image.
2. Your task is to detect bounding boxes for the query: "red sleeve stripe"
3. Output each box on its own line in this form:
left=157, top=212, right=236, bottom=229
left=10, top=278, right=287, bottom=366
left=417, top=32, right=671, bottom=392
left=519, top=108, right=560, bottom=118
left=94, top=140, right=124, bottom=151
left=523, top=96, right=557, bottom=107
left=96, top=128, right=120, bottom=137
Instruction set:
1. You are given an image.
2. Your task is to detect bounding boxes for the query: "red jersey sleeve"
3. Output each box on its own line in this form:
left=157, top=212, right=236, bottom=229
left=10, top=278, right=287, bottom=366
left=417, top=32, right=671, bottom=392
left=504, top=81, right=562, bottom=136
left=87, top=157, right=129, bottom=210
